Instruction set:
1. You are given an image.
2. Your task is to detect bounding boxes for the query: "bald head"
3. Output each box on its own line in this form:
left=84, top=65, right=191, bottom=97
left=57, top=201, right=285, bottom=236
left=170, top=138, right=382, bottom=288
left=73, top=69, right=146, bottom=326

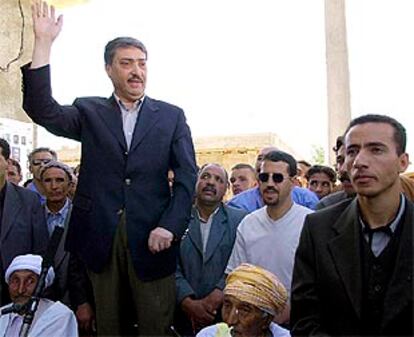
left=255, top=146, right=279, bottom=173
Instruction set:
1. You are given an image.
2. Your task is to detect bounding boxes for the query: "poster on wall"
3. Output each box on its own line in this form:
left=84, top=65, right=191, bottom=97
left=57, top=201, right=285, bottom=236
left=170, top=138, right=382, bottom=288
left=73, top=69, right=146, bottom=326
left=0, top=118, right=33, bottom=181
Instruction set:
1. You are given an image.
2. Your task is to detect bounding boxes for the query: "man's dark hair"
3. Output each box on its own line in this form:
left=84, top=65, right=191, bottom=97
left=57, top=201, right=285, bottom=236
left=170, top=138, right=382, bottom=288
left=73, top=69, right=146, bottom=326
left=262, top=151, right=297, bottom=177
left=0, top=138, right=10, bottom=160
left=306, top=165, right=337, bottom=183
left=28, top=147, right=57, bottom=163
left=8, top=158, right=21, bottom=175
left=297, top=160, right=311, bottom=168
left=333, top=135, right=344, bottom=154
left=104, top=37, right=148, bottom=65
left=345, top=114, right=406, bottom=155
left=231, top=163, right=255, bottom=174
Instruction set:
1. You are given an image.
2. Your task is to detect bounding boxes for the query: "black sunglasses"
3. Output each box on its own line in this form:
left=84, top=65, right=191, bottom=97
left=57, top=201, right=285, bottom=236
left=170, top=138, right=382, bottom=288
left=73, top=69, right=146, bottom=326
left=258, top=172, right=286, bottom=184
left=31, top=159, right=52, bottom=166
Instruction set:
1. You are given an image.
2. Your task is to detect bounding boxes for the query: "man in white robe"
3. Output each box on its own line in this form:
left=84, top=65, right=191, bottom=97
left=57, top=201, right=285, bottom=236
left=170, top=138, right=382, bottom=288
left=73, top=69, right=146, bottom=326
left=0, top=254, right=78, bottom=337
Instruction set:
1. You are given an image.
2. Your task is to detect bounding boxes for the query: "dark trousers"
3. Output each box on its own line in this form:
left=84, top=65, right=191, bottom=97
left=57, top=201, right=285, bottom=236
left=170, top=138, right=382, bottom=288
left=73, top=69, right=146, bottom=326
left=88, top=213, right=175, bottom=336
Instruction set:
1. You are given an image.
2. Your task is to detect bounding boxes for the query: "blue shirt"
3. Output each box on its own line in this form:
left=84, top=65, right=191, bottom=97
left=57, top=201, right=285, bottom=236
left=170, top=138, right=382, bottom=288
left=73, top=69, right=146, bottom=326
left=27, top=181, right=46, bottom=205
left=45, top=199, right=71, bottom=236
left=227, top=186, right=318, bottom=212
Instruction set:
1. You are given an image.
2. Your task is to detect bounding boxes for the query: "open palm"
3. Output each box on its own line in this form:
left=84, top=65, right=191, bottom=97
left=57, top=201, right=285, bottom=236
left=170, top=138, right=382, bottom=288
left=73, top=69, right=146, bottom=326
left=31, top=1, right=63, bottom=43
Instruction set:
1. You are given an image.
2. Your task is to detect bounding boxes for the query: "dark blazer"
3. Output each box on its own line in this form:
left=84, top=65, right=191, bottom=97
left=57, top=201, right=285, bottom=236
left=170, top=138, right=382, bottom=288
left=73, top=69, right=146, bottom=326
left=1, top=182, right=48, bottom=273
left=21, top=64, right=197, bottom=281
left=175, top=204, right=247, bottom=334
left=291, top=198, right=413, bottom=337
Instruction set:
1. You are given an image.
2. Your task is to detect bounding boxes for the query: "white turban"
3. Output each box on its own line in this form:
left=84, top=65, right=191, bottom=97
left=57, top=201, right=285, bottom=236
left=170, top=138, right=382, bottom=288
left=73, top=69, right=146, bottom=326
left=5, top=254, right=55, bottom=288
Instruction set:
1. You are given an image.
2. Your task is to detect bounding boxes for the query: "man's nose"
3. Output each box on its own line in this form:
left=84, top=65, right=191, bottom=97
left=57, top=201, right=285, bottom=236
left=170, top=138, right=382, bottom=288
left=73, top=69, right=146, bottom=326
left=17, top=283, right=26, bottom=295
left=352, top=150, right=369, bottom=169
left=226, top=308, right=239, bottom=326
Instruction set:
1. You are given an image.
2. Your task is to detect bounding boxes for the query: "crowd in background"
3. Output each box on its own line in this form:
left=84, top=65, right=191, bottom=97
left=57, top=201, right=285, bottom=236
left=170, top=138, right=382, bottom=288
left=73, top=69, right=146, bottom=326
left=0, top=2, right=411, bottom=336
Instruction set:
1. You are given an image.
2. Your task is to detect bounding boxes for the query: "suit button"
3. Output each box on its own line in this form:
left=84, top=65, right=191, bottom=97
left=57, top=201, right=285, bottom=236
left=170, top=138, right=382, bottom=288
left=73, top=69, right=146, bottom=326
left=117, top=209, right=124, bottom=215
left=125, top=178, right=131, bottom=186
left=374, top=284, right=382, bottom=292
left=124, top=151, right=128, bottom=156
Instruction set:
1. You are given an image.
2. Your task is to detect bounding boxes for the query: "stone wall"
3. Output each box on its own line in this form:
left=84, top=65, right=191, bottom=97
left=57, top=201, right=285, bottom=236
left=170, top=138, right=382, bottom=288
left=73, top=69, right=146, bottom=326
left=0, top=0, right=33, bottom=122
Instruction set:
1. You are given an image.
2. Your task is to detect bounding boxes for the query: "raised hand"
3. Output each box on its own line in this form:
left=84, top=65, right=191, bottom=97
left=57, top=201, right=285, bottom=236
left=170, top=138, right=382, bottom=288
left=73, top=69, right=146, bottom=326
left=30, top=1, right=63, bottom=68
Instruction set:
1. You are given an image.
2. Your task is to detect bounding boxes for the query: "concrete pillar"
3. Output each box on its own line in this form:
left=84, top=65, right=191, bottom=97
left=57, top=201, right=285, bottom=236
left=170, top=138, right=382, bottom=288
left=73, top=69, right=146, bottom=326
left=325, top=0, right=352, bottom=164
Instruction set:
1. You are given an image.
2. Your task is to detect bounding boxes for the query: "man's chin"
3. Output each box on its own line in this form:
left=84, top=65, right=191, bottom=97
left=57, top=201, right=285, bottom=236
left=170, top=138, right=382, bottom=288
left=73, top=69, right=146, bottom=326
left=12, top=297, right=31, bottom=305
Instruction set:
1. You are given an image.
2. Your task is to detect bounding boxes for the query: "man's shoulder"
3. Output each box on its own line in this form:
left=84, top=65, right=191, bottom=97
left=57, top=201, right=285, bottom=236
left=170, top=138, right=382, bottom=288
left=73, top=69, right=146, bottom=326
left=316, top=190, right=351, bottom=210
left=145, top=96, right=183, bottom=112
left=307, top=198, right=354, bottom=225
left=227, top=187, right=260, bottom=211
left=38, top=299, right=75, bottom=319
left=223, top=204, right=248, bottom=218
left=237, top=206, right=266, bottom=230
left=292, top=202, right=314, bottom=216
left=7, top=182, right=38, bottom=204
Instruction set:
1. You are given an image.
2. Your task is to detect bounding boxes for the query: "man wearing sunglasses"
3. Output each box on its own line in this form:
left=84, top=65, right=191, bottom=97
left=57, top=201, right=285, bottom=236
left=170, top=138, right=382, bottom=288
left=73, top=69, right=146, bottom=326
left=228, top=147, right=319, bottom=211
left=226, top=150, right=313, bottom=324
left=26, top=147, right=57, bottom=205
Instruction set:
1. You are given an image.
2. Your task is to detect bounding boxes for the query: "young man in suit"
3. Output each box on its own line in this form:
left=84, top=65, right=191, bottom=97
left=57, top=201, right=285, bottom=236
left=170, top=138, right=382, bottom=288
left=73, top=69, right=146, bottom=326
left=291, top=114, right=413, bottom=336
left=22, top=2, right=197, bottom=335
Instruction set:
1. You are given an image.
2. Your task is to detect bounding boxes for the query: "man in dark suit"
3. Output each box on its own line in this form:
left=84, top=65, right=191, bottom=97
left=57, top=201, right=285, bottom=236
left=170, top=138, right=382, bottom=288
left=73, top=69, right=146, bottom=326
left=0, top=138, right=49, bottom=304
left=291, top=114, right=413, bottom=336
left=22, top=2, right=197, bottom=336
left=175, top=164, right=246, bottom=335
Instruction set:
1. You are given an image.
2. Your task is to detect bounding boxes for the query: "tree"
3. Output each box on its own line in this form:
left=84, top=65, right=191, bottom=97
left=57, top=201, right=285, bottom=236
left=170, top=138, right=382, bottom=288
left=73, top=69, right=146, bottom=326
left=311, top=145, right=325, bottom=165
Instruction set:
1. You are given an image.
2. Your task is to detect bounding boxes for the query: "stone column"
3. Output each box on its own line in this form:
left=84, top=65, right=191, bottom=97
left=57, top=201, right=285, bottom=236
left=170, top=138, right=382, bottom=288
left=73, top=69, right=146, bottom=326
left=325, top=0, right=351, bottom=164
left=0, top=0, right=34, bottom=122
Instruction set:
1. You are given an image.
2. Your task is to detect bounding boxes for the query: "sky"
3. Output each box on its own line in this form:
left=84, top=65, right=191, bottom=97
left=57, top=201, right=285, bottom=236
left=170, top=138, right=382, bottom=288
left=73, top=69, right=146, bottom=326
left=37, top=0, right=414, bottom=165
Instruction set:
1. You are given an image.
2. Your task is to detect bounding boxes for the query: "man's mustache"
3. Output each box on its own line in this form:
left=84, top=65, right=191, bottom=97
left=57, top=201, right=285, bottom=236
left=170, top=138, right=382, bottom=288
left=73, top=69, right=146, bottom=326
left=264, top=187, right=278, bottom=193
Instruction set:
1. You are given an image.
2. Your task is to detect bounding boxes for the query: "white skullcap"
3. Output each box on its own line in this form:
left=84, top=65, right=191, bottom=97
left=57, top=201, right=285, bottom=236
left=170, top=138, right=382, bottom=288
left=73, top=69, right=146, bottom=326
left=5, top=254, right=55, bottom=288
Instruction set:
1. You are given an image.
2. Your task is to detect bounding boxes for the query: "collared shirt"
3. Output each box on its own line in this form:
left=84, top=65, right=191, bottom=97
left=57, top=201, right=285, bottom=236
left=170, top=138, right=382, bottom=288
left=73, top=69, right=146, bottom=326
left=27, top=181, right=46, bottom=205
left=45, top=198, right=71, bottom=236
left=359, top=194, right=405, bottom=257
left=114, top=94, right=144, bottom=149
left=196, top=207, right=220, bottom=254
left=227, top=186, right=319, bottom=212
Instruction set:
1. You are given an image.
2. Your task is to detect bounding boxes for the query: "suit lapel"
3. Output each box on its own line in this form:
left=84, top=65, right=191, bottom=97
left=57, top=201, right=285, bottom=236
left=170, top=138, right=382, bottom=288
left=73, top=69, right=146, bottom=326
left=129, top=97, right=160, bottom=153
left=204, top=205, right=227, bottom=263
left=54, top=204, right=72, bottom=269
left=1, top=183, right=21, bottom=243
left=328, top=199, right=363, bottom=319
left=188, top=210, right=203, bottom=256
left=381, top=198, right=413, bottom=329
left=98, top=96, right=127, bottom=150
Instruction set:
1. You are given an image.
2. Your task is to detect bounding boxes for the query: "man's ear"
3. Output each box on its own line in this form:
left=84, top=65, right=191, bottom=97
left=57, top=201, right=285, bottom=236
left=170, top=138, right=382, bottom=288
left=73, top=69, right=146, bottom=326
left=105, top=64, right=112, bottom=78
left=398, top=153, right=409, bottom=173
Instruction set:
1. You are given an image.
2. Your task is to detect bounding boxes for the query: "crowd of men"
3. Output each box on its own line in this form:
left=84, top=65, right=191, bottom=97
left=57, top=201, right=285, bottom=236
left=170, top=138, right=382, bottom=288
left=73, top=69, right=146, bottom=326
left=0, top=1, right=412, bottom=336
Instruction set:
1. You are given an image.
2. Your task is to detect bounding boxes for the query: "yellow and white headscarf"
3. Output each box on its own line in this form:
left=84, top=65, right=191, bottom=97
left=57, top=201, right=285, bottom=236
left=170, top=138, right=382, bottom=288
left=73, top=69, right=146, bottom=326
left=224, top=263, right=287, bottom=316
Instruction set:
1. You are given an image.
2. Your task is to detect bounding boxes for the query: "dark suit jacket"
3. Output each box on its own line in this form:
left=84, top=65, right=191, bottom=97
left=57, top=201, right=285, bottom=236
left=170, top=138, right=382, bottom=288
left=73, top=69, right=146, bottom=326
left=0, top=182, right=48, bottom=304
left=291, top=198, right=413, bottom=337
left=1, top=182, right=48, bottom=271
left=175, top=204, right=247, bottom=334
left=22, top=64, right=197, bottom=281
left=43, top=202, right=94, bottom=309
